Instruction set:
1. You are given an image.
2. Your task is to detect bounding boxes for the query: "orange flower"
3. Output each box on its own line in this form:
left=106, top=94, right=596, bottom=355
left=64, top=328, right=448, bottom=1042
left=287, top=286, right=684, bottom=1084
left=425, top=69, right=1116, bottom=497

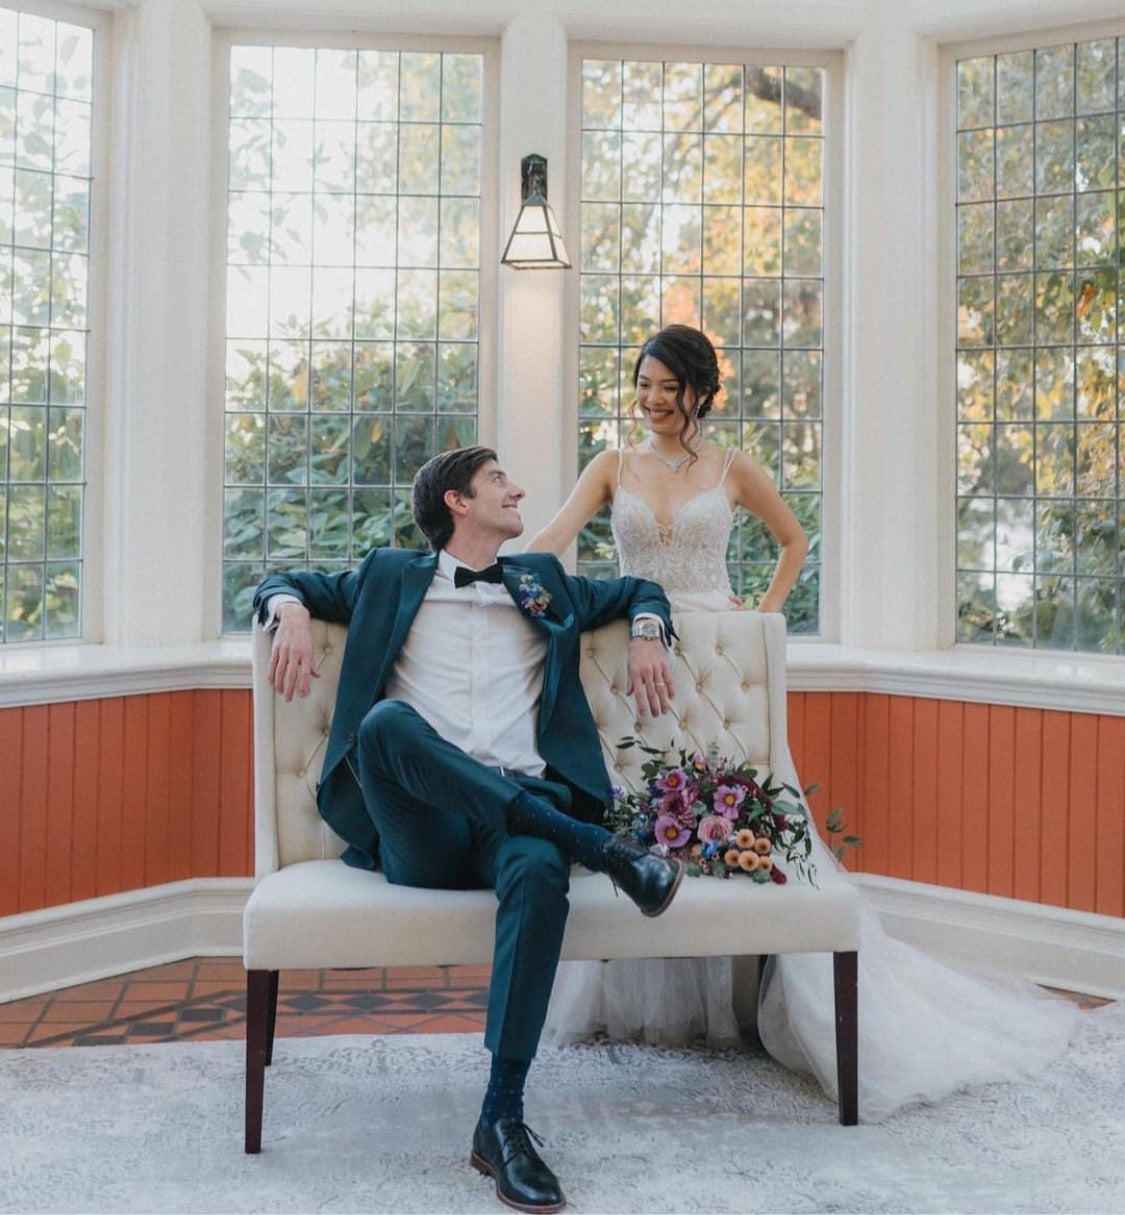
left=757, top=856, right=773, bottom=873
left=738, top=850, right=761, bottom=872
left=735, top=828, right=755, bottom=849
left=754, top=837, right=772, bottom=855
left=724, top=848, right=742, bottom=869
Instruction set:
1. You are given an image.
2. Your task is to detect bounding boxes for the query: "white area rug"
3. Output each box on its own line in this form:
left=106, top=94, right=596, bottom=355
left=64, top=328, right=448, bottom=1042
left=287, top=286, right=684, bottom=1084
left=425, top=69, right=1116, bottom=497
left=3, top=1006, right=1125, bottom=1215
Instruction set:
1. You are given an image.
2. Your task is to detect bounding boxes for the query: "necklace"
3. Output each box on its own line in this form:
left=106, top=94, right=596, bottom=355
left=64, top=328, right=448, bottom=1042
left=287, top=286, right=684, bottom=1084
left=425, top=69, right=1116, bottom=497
left=646, top=441, right=696, bottom=473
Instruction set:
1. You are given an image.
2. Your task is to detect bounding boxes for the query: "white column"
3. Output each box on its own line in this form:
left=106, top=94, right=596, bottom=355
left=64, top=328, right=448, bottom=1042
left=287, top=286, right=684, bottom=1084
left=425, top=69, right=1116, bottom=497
left=494, top=11, right=572, bottom=543
left=837, top=7, right=941, bottom=651
left=101, top=0, right=213, bottom=645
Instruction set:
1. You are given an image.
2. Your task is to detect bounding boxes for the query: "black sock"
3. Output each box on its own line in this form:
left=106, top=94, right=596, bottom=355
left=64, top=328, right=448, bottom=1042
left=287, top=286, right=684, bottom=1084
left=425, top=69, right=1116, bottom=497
left=506, top=790, right=612, bottom=872
left=481, top=1054, right=531, bottom=1126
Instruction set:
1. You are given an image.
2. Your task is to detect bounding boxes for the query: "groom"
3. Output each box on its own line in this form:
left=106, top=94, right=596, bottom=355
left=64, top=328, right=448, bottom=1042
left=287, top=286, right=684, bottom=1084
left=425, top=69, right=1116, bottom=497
left=254, top=445, right=682, bottom=1214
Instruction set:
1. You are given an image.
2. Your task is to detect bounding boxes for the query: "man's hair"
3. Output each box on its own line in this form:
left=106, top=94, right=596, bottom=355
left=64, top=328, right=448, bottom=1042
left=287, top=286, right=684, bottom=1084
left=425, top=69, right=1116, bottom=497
left=411, top=445, right=498, bottom=551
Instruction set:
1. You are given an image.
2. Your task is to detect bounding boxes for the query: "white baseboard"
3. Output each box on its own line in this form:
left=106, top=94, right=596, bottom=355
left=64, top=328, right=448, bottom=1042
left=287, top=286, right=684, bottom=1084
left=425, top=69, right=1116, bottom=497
left=856, top=873, right=1125, bottom=1001
left=1, top=874, right=1121, bottom=1006
left=0, top=879, right=252, bottom=1004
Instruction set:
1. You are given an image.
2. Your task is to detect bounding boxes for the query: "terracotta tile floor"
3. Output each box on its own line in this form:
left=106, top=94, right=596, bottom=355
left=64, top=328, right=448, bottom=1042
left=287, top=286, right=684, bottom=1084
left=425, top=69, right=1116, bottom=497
left=0, top=958, right=490, bottom=1048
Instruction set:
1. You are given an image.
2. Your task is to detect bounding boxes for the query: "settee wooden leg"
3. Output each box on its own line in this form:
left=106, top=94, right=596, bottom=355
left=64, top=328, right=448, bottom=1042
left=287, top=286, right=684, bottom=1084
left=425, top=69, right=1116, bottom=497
left=245, top=969, right=275, bottom=1153
left=833, top=951, right=859, bottom=1126
left=265, top=969, right=279, bottom=1065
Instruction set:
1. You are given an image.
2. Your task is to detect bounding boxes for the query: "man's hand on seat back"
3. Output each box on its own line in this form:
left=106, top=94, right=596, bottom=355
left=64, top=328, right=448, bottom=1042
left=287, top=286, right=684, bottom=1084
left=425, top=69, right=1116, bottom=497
left=268, top=602, right=319, bottom=701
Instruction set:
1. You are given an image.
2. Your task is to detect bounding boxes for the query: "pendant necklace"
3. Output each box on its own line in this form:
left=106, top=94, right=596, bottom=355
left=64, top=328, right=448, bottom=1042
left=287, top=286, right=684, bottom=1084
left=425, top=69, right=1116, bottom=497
left=647, top=440, right=696, bottom=473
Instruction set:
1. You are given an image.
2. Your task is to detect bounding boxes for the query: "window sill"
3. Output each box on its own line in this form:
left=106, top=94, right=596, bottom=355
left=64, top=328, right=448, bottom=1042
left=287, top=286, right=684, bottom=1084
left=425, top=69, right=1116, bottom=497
left=1, top=636, right=1121, bottom=716
left=0, top=639, right=251, bottom=708
left=788, top=638, right=1125, bottom=716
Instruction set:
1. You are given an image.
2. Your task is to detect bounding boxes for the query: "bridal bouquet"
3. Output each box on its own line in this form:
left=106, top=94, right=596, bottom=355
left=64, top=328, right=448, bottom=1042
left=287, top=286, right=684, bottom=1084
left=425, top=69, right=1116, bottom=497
left=606, top=737, right=815, bottom=884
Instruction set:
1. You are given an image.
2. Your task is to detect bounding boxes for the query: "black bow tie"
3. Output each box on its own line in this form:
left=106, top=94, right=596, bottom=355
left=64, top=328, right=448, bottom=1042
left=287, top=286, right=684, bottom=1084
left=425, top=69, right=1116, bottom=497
left=454, top=562, right=504, bottom=588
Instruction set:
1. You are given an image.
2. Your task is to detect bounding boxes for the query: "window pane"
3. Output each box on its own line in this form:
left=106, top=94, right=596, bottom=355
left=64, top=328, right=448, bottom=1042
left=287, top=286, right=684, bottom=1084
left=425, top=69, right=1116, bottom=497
left=1, top=6, right=93, bottom=643
left=955, top=35, right=1125, bottom=653
left=578, top=57, right=826, bottom=634
left=222, top=43, right=483, bottom=631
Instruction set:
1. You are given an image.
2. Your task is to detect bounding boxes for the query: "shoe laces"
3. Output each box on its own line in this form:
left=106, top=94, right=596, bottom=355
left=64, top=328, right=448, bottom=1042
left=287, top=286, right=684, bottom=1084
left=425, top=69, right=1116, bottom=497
left=501, top=1120, right=546, bottom=1161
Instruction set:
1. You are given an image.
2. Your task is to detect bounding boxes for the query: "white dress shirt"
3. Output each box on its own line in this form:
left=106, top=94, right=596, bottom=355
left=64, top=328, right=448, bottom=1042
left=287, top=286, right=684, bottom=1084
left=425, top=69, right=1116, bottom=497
left=383, top=550, right=547, bottom=776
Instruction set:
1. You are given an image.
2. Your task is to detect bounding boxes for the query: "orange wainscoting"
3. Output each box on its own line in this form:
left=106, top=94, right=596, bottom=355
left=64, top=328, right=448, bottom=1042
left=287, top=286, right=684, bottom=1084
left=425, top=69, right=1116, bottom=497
left=1, top=688, right=1122, bottom=920
left=788, top=692, right=1125, bottom=920
left=0, top=690, right=254, bottom=917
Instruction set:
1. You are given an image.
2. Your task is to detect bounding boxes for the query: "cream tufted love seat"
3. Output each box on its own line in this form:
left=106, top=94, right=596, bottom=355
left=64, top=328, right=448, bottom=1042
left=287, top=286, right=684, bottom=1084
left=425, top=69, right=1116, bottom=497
left=243, top=610, right=861, bottom=1150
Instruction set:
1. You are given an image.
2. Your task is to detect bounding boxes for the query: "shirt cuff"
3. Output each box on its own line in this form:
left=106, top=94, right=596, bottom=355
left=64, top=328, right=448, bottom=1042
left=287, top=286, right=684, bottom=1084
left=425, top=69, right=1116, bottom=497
left=263, top=593, right=303, bottom=631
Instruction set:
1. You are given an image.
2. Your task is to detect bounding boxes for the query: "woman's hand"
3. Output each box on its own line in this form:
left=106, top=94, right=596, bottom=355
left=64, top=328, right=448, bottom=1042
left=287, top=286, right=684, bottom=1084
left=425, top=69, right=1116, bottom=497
left=627, top=637, right=675, bottom=716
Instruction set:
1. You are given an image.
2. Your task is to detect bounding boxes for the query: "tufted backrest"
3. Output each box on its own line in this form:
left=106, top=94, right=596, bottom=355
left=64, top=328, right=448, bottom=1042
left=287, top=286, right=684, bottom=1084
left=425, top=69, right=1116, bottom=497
left=251, top=610, right=792, bottom=876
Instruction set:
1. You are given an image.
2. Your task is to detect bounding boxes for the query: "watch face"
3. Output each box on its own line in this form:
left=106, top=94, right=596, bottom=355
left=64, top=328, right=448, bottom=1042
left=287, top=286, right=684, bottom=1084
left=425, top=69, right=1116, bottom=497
left=632, top=620, right=662, bottom=640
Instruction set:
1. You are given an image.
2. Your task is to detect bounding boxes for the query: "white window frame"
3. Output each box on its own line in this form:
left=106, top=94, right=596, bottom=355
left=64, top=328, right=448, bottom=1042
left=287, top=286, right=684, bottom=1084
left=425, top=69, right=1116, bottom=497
left=565, top=41, right=844, bottom=641
left=0, top=0, right=111, bottom=646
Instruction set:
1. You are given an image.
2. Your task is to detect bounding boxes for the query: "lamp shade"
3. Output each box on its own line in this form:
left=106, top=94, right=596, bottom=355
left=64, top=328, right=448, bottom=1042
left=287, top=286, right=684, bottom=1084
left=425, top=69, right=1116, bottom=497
left=501, top=154, right=571, bottom=269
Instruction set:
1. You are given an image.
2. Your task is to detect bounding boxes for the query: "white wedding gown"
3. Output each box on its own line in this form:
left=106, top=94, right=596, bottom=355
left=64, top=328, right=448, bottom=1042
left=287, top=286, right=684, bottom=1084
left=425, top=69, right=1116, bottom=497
left=542, top=448, right=1080, bottom=1120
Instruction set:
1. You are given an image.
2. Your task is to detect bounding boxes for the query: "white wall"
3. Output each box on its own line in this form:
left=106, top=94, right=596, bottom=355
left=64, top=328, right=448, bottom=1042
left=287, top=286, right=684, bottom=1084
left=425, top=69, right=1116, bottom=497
left=1, top=0, right=1123, bottom=714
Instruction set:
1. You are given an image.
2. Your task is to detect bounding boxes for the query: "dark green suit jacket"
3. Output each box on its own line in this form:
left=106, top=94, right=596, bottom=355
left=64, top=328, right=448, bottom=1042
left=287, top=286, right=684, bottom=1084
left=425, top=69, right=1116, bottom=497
left=254, top=549, right=673, bottom=868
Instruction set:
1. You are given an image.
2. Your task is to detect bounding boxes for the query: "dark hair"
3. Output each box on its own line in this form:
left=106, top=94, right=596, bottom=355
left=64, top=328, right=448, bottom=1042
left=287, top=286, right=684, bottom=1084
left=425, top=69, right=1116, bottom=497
left=411, top=445, right=497, bottom=551
left=632, top=324, right=722, bottom=458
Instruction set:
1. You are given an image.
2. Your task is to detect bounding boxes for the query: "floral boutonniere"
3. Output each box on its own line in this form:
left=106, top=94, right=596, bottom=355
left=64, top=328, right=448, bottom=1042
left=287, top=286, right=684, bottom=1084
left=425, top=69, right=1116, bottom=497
left=516, top=573, right=552, bottom=618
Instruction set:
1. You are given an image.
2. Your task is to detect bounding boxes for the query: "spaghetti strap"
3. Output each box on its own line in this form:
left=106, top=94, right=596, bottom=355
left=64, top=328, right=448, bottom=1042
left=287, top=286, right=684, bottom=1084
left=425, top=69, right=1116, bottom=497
left=718, top=445, right=737, bottom=485
left=615, top=446, right=626, bottom=488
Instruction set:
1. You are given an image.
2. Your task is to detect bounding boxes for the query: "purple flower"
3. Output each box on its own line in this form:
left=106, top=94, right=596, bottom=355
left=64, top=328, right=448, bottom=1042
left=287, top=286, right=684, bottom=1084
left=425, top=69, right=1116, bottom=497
left=653, top=815, right=691, bottom=849
left=655, top=767, right=689, bottom=795
left=713, top=783, right=746, bottom=818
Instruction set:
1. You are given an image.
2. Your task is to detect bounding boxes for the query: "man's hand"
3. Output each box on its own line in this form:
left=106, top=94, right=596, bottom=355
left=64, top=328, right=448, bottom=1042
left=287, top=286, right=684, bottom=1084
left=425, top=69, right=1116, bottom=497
left=627, top=636, right=675, bottom=717
left=267, top=602, right=319, bottom=701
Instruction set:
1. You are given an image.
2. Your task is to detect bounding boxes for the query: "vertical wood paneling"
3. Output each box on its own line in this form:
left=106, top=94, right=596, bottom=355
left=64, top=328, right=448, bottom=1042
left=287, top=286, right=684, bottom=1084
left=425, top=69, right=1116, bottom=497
left=19, top=705, right=49, bottom=911
left=910, top=698, right=940, bottom=886
left=1038, top=710, right=1071, bottom=909
left=886, top=698, right=915, bottom=879
left=1, top=685, right=1122, bottom=919
left=959, top=703, right=991, bottom=894
left=96, top=697, right=125, bottom=897
left=219, top=689, right=254, bottom=876
left=168, top=693, right=197, bottom=883
left=986, top=706, right=1016, bottom=899
left=44, top=702, right=76, bottom=908
left=144, top=692, right=173, bottom=889
left=190, top=691, right=223, bottom=875
left=858, top=694, right=891, bottom=875
left=1095, top=715, right=1125, bottom=918
left=1067, top=715, right=1100, bottom=913
left=71, top=699, right=102, bottom=903
left=1012, top=709, right=1044, bottom=904
left=827, top=692, right=861, bottom=866
left=934, top=700, right=963, bottom=889
left=120, top=697, right=150, bottom=893
left=0, top=707, right=23, bottom=916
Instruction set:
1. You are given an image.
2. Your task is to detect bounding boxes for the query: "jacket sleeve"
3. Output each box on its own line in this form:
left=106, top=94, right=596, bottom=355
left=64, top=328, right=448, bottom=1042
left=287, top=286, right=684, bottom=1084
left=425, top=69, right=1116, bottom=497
left=531, top=554, right=674, bottom=640
left=252, top=552, right=377, bottom=627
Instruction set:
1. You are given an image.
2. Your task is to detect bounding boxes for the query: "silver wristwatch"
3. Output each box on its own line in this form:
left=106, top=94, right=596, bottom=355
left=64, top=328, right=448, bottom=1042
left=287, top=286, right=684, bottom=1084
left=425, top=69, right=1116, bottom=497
left=629, top=618, right=663, bottom=642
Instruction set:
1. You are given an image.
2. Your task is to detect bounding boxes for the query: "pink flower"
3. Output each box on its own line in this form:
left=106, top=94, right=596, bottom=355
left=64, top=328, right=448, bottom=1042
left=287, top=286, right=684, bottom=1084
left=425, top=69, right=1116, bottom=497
left=713, top=783, right=746, bottom=818
left=653, top=815, right=691, bottom=848
left=697, top=815, right=733, bottom=846
left=655, top=767, right=689, bottom=795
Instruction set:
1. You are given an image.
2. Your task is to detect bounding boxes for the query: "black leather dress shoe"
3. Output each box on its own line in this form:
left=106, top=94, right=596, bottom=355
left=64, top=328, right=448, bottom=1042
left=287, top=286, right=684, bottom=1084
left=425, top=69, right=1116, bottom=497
left=471, top=1118, right=566, bottom=1214
left=601, top=838, right=685, bottom=917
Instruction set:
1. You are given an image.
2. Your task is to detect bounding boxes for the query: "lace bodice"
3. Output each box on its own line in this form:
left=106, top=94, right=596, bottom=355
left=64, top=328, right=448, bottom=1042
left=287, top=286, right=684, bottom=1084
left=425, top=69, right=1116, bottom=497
left=610, top=448, right=736, bottom=603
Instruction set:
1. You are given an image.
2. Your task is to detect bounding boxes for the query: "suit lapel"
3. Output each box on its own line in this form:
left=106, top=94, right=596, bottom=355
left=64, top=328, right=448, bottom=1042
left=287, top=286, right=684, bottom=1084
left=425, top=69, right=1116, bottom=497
left=386, top=555, right=438, bottom=665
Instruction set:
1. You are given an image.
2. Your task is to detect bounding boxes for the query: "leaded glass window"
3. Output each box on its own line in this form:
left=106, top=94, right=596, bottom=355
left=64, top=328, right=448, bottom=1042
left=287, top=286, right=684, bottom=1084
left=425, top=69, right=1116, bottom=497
left=576, top=58, right=827, bottom=634
left=955, top=37, right=1124, bottom=653
left=222, top=43, right=484, bottom=631
left=0, top=5, right=93, bottom=643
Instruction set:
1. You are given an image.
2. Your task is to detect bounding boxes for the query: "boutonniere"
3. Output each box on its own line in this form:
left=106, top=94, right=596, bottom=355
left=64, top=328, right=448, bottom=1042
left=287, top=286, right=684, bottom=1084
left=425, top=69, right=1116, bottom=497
left=516, top=573, right=552, bottom=618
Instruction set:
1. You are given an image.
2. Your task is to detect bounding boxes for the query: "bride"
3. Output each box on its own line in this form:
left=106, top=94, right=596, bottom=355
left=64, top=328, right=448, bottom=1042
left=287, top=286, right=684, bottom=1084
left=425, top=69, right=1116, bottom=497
left=526, top=323, right=1078, bottom=1120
